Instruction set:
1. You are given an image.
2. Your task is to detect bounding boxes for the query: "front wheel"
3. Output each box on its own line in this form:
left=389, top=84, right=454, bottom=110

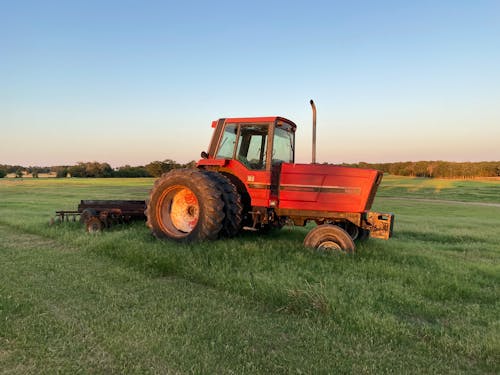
left=303, top=224, right=356, bottom=253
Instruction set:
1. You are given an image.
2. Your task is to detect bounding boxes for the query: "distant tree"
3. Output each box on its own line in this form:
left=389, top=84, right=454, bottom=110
left=28, top=166, right=50, bottom=175
left=162, top=159, right=181, bottom=171
left=32, top=169, right=39, bottom=178
left=414, top=161, right=428, bottom=177
left=114, top=165, right=151, bottom=177
left=0, top=169, right=6, bottom=178
left=7, top=165, right=23, bottom=174
left=15, top=169, right=23, bottom=178
left=399, top=162, right=414, bottom=176
left=68, top=163, right=86, bottom=177
left=66, top=161, right=112, bottom=178
left=95, top=162, right=113, bottom=177
left=183, top=160, right=197, bottom=169
left=54, top=167, right=69, bottom=178
left=145, top=161, right=165, bottom=177
left=84, top=162, right=101, bottom=177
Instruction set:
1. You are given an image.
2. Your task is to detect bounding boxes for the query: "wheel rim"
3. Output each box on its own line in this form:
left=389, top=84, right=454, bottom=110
left=158, top=186, right=200, bottom=235
left=87, top=218, right=102, bottom=233
left=89, top=223, right=100, bottom=232
left=317, top=240, right=342, bottom=251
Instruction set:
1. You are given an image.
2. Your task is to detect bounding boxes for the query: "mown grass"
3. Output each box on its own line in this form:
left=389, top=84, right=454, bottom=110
left=378, top=175, right=500, bottom=203
left=0, top=176, right=499, bottom=373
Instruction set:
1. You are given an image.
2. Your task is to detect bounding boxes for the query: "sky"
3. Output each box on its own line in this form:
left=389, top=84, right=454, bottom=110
left=1, top=0, right=499, bottom=167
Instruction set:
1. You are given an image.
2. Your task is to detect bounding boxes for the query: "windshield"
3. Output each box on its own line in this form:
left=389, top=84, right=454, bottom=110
left=215, top=124, right=237, bottom=159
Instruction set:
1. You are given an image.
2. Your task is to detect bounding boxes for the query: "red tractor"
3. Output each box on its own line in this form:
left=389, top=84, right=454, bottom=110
left=146, top=101, right=393, bottom=252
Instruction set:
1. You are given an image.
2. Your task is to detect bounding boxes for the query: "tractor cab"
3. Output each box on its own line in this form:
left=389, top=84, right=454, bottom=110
left=203, top=117, right=296, bottom=171
left=198, top=117, right=296, bottom=209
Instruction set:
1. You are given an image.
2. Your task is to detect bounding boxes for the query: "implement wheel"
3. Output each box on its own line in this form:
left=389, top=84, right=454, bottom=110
left=80, top=208, right=97, bottom=224
left=146, top=169, right=224, bottom=242
left=86, top=217, right=103, bottom=233
left=304, top=224, right=356, bottom=253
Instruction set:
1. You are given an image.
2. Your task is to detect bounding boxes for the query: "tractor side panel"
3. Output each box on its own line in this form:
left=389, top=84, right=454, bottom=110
left=278, top=163, right=382, bottom=213
left=218, top=160, right=271, bottom=207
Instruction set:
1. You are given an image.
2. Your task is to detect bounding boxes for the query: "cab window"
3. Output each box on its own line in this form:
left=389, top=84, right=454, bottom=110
left=272, top=126, right=294, bottom=164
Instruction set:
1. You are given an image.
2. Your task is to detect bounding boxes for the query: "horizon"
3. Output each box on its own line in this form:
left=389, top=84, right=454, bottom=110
left=2, top=1, right=499, bottom=166
left=2, top=159, right=500, bottom=170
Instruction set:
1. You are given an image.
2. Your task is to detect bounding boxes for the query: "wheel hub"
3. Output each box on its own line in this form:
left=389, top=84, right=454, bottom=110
left=169, top=188, right=199, bottom=233
left=317, top=240, right=342, bottom=251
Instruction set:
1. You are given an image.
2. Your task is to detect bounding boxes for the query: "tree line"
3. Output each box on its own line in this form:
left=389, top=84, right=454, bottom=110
left=1, top=160, right=499, bottom=179
left=0, top=160, right=197, bottom=178
left=343, top=161, right=500, bottom=179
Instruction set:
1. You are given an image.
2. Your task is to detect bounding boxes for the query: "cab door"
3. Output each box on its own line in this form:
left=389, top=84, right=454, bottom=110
left=215, top=122, right=272, bottom=207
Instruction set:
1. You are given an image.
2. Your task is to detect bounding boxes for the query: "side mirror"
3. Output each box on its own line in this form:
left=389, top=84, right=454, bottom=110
left=200, top=151, right=209, bottom=159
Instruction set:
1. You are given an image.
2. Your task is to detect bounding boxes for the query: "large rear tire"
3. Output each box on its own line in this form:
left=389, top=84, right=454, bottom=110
left=146, top=169, right=224, bottom=242
left=304, top=224, right=356, bottom=253
left=202, top=171, right=243, bottom=237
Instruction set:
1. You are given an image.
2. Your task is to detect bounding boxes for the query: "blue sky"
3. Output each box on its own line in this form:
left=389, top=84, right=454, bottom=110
left=1, top=0, right=499, bottom=166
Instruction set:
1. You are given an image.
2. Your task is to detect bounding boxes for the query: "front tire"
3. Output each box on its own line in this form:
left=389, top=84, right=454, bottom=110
left=304, top=224, right=356, bottom=253
left=146, top=169, right=224, bottom=242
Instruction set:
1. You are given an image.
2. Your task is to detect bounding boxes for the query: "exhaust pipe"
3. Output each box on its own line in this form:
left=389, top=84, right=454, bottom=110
left=310, top=99, right=317, bottom=164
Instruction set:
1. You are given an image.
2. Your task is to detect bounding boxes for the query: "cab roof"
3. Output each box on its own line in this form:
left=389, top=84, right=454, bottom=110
left=211, top=116, right=297, bottom=130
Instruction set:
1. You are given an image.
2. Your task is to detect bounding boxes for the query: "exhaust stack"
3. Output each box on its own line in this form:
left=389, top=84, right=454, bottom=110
left=310, top=99, right=317, bottom=164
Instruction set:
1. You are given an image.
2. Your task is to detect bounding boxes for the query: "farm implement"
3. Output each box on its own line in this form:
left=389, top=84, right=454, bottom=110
left=54, top=200, right=146, bottom=232
left=55, top=101, right=394, bottom=252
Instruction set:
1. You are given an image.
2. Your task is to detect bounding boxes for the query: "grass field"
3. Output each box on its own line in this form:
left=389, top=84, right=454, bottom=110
left=0, top=176, right=499, bottom=374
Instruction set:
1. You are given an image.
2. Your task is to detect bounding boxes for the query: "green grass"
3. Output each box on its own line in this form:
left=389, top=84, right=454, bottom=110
left=1, top=177, right=499, bottom=373
left=378, top=175, right=500, bottom=203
